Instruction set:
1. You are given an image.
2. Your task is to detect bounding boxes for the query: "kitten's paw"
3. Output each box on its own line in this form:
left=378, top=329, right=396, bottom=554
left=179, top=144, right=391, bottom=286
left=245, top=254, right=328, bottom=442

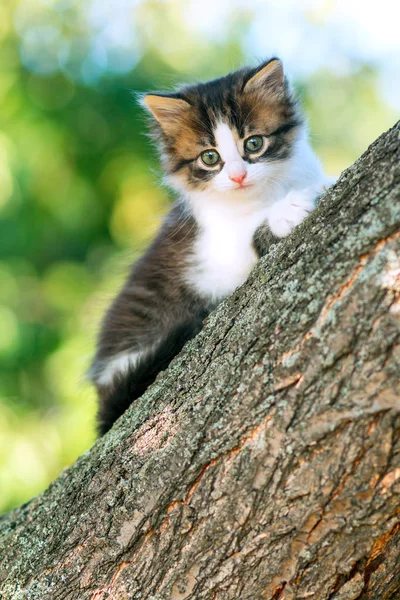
left=267, top=187, right=320, bottom=238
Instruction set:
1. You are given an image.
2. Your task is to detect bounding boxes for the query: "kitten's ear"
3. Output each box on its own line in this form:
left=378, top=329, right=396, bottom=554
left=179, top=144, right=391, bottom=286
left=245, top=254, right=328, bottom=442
left=244, top=59, right=285, bottom=97
left=143, top=94, right=190, bottom=132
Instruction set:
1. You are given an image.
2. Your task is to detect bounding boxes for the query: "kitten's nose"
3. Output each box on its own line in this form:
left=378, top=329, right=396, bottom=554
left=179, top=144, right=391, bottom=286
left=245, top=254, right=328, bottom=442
left=229, top=173, right=247, bottom=184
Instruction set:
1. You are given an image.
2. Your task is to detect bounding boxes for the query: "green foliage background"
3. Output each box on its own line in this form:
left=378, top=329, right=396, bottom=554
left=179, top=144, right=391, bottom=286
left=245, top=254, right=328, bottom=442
left=0, top=0, right=398, bottom=512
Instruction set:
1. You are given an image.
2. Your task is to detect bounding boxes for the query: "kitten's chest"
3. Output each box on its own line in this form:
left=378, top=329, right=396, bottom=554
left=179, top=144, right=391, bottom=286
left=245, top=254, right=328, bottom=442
left=185, top=206, right=269, bottom=301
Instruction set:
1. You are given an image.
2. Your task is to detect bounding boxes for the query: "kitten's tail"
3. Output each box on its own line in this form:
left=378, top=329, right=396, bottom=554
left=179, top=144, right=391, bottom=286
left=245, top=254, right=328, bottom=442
left=97, top=319, right=203, bottom=436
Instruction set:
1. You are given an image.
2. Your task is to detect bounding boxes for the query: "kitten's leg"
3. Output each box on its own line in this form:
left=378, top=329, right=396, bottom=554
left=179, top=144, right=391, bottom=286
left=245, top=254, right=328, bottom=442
left=252, top=224, right=280, bottom=258
left=267, top=181, right=331, bottom=239
left=95, top=350, right=144, bottom=386
left=96, top=316, right=205, bottom=435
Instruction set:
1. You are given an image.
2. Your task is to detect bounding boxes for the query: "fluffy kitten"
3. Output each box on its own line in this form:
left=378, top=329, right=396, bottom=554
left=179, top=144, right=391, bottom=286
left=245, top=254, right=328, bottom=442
left=90, top=58, right=331, bottom=435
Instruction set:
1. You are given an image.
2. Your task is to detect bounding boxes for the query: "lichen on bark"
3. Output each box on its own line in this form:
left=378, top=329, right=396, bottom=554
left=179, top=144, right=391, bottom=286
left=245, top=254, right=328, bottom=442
left=0, top=121, right=399, bottom=600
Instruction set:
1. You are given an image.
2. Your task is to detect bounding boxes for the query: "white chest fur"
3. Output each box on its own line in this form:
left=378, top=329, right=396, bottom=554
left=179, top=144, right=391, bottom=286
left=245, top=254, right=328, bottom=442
left=185, top=198, right=271, bottom=301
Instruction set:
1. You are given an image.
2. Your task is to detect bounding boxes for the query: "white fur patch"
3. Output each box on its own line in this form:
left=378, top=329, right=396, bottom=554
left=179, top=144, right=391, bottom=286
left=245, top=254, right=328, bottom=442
left=185, top=198, right=271, bottom=301
left=213, top=122, right=248, bottom=190
left=214, top=122, right=241, bottom=161
left=96, top=351, right=142, bottom=386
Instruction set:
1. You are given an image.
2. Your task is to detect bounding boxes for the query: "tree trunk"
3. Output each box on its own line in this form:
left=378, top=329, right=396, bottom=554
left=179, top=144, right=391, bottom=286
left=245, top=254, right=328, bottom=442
left=1, top=122, right=400, bottom=600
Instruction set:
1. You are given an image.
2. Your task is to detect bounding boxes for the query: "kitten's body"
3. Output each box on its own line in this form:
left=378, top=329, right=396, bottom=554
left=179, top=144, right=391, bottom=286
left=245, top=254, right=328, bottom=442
left=90, top=59, right=331, bottom=434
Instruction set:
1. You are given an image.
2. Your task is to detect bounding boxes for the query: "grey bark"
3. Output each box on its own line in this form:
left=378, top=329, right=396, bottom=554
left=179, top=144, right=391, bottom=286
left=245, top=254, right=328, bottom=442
left=1, top=122, right=400, bottom=600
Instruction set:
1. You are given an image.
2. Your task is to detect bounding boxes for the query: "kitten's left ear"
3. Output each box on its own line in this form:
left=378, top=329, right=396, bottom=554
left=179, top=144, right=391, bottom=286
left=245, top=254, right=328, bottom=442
left=143, top=94, right=191, bottom=133
left=244, top=59, right=285, bottom=97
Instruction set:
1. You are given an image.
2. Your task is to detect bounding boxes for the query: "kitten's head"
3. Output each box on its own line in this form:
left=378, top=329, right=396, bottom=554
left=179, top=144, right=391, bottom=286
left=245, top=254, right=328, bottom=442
left=143, top=59, right=304, bottom=201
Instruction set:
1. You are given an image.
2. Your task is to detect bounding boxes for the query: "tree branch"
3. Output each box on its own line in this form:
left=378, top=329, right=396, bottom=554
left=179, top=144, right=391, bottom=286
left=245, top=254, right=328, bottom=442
left=1, top=122, right=400, bottom=600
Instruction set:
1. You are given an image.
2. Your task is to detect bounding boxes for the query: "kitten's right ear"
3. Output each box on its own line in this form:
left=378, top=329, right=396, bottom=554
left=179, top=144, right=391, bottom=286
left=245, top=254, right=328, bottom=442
left=244, top=59, right=285, bottom=98
left=143, top=94, right=190, bottom=133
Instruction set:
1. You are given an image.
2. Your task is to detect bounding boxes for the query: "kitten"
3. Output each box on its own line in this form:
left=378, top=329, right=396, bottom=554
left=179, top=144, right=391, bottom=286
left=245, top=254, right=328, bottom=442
left=90, top=58, right=331, bottom=435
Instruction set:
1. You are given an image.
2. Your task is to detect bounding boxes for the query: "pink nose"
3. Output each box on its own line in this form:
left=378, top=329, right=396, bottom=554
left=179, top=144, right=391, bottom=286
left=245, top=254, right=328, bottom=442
left=229, top=173, right=246, bottom=185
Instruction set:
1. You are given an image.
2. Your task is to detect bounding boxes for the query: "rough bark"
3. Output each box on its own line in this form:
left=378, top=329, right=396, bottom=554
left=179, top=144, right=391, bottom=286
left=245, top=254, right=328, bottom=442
left=1, top=122, right=400, bottom=600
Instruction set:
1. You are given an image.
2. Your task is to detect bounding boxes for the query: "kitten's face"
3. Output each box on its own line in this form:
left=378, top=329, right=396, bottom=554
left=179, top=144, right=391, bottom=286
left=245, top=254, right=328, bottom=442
left=144, top=59, right=303, bottom=201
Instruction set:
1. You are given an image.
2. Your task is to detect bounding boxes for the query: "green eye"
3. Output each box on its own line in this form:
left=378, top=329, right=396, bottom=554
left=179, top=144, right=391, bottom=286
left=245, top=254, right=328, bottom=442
left=244, top=136, right=264, bottom=153
left=201, top=150, right=220, bottom=166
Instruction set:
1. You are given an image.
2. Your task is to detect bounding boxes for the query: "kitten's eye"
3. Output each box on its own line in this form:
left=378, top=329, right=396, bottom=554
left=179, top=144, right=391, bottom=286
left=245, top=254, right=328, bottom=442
left=201, top=150, right=221, bottom=167
left=244, top=135, right=264, bottom=154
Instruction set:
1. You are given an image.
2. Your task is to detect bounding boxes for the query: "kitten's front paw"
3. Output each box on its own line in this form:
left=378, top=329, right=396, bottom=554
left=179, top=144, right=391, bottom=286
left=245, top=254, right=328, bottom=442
left=267, top=186, right=321, bottom=238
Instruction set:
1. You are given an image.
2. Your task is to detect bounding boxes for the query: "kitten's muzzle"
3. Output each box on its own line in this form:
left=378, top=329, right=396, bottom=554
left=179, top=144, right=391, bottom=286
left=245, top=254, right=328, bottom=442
left=229, top=173, right=247, bottom=185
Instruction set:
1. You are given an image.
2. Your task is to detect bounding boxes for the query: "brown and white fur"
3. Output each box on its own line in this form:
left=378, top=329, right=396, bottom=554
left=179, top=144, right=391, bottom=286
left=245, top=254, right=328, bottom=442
left=90, top=58, right=332, bottom=434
